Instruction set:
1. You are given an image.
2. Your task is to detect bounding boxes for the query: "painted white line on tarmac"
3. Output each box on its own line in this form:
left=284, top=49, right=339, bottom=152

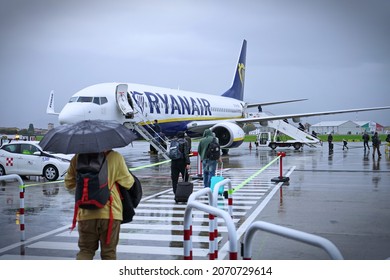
left=28, top=241, right=209, bottom=257
left=218, top=166, right=296, bottom=260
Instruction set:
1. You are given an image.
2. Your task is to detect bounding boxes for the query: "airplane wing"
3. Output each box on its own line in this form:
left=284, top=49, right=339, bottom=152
left=246, top=98, right=308, bottom=108
left=233, top=106, right=390, bottom=124
left=186, top=105, right=390, bottom=135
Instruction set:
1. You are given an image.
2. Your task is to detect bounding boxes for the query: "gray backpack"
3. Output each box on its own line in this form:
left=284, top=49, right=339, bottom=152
left=168, top=138, right=185, bottom=160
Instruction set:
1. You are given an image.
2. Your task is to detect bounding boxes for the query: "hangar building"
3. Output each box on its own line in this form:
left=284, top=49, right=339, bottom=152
left=310, top=120, right=362, bottom=135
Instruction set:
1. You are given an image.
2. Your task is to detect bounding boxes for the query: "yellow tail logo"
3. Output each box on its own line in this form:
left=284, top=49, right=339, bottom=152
left=238, top=63, right=245, bottom=85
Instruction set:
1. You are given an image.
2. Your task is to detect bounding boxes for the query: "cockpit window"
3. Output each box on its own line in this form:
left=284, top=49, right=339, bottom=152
left=100, top=97, right=108, bottom=104
left=78, top=97, right=93, bottom=102
left=68, top=96, right=108, bottom=105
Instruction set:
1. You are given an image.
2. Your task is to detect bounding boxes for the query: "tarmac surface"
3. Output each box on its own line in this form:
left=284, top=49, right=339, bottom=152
left=0, top=140, right=389, bottom=260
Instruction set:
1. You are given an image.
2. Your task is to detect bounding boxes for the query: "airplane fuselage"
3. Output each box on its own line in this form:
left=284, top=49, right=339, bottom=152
left=59, top=82, right=246, bottom=137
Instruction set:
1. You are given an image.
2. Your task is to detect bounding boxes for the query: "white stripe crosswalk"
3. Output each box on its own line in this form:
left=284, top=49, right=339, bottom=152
left=0, top=167, right=287, bottom=260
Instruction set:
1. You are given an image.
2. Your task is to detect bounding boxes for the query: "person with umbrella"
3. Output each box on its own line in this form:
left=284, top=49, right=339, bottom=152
left=40, top=120, right=136, bottom=260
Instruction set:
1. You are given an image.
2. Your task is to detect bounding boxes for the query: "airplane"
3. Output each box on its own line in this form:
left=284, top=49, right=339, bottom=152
left=47, top=39, right=390, bottom=151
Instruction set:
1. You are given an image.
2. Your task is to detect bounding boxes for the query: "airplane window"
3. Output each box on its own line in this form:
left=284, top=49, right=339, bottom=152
left=69, top=97, right=78, bottom=103
left=93, top=97, right=100, bottom=105
left=100, top=97, right=108, bottom=104
left=78, top=96, right=93, bottom=102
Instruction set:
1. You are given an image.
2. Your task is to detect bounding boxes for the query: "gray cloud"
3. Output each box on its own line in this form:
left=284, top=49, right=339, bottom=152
left=1, top=0, right=389, bottom=129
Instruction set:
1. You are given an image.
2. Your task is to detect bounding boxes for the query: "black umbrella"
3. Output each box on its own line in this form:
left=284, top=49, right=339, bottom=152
left=39, top=120, right=136, bottom=154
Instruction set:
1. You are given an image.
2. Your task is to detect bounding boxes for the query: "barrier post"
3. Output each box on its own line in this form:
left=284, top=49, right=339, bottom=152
left=211, top=179, right=233, bottom=258
left=187, top=188, right=215, bottom=259
left=271, top=152, right=289, bottom=183
left=184, top=200, right=238, bottom=260
left=0, top=174, right=25, bottom=241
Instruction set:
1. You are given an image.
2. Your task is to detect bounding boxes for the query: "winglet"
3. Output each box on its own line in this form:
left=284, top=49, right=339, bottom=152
left=222, top=39, right=247, bottom=101
left=46, top=90, right=59, bottom=115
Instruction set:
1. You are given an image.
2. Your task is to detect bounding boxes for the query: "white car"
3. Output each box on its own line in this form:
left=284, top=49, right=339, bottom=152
left=0, top=141, right=71, bottom=181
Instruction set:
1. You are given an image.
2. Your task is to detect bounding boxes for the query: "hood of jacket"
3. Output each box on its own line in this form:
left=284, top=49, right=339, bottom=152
left=203, top=129, right=213, bottom=137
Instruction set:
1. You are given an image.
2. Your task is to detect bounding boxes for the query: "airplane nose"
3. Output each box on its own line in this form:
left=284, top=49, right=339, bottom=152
left=58, top=105, right=84, bottom=124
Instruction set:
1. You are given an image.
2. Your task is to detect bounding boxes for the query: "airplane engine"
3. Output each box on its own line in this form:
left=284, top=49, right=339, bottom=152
left=292, top=117, right=300, bottom=123
left=259, top=120, right=268, bottom=127
left=210, top=122, right=245, bottom=149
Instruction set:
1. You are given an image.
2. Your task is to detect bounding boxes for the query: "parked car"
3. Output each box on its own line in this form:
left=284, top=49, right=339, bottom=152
left=0, top=141, right=71, bottom=181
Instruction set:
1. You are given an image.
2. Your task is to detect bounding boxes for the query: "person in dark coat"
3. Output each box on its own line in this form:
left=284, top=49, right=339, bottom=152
left=170, top=131, right=190, bottom=194
left=372, top=132, right=381, bottom=158
left=362, top=132, right=370, bottom=151
left=327, top=133, right=333, bottom=151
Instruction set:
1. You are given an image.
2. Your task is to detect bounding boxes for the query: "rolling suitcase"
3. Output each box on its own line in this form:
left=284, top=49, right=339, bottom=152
left=210, top=162, right=224, bottom=196
left=175, top=173, right=193, bottom=203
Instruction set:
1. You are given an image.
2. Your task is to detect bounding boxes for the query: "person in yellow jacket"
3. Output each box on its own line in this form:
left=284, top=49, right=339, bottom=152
left=65, top=150, right=134, bottom=260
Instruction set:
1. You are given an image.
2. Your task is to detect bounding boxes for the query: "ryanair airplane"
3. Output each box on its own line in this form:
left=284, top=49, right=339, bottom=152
left=47, top=40, right=390, bottom=150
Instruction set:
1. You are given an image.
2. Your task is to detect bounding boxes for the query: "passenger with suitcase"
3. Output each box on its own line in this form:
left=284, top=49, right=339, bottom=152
left=169, top=131, right=191, bottom=196
left=197, top=129, right=222, bottom=189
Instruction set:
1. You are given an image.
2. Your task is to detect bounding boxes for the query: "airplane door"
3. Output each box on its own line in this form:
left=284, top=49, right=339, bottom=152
left=116, top=84, right=134, bottom=118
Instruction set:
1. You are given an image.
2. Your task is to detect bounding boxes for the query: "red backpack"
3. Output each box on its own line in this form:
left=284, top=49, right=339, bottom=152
left=71, top=153, right=115, bottom=244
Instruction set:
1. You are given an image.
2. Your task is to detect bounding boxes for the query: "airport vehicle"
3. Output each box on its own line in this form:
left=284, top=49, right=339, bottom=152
left=257, top=131, right=319, bottom=150
left=250, top=112, right=321, bottom=150
left=47, top=40, right=390, bottom=156
left=0, top=141, right=71, bottom=181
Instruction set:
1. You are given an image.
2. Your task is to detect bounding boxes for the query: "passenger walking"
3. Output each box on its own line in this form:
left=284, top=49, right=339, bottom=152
left=197, top=129, right=222, bottom=188
left=152, top=119, right=161, bottom=135
left=362, top=132, right=370, bottom=151
left=372, top=132, right=382, bottom=158
left=65, top=150, right=134, bottom=260
left=170, top=131, right=190, bottom=194
left=342, top=139, right=349, bottom=150
left=327, top=133, right=333, bottom=151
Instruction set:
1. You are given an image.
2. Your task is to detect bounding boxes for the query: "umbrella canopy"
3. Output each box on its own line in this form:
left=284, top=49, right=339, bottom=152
left=39, top=120, right=136, bottom=154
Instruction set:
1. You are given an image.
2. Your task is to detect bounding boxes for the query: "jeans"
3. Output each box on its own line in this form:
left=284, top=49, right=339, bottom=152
left=202, top=159, right=217, bottom=188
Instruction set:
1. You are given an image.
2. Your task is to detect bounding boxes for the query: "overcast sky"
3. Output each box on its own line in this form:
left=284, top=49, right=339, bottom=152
left=1, top=0, right=389, bottom=129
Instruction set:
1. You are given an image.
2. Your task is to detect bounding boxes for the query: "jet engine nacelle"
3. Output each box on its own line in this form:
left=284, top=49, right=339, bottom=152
left=210, top=122, right=245, bottom=149
left=292, top=117, right=300, bottom=123
left=259, top=120, right=268, bottom=127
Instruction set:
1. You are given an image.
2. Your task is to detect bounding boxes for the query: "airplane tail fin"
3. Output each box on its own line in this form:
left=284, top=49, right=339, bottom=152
left=222, top=39, right=247, bottom=101
left=46, top=90, right=59, bottom=115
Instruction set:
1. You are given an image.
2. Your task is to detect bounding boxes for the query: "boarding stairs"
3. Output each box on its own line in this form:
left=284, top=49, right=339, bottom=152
left=115, top=84, right=170, bottom=159
left=125, top=121, right=170, bottom=160
left=123, top=110, right=170, bottom=160
left=255, top=112, right=321, bottom=148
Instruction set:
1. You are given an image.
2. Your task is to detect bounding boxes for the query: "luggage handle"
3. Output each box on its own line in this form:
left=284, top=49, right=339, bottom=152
left=180, top=167, right=191, bottom=182
left=216, top=162, right=223, bottom=177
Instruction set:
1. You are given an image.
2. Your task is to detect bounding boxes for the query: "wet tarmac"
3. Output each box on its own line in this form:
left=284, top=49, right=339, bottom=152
left=0, top=141, right=389, bottom=260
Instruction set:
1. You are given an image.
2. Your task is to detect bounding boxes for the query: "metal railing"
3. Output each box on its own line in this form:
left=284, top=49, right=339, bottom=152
left=183, top=200, right=238, bottom=260
left=242, top=221, right=344, bottom=260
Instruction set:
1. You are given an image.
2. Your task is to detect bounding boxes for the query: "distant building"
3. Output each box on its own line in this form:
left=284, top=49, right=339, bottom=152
left=355, top=121, right=385, bottom=133
left=311, top=120, right=386, bottom=135
left=355, top=121, right=375, bottom=133
left=48, top=123, right=54, bottom=130
left=310, top=121, right=362, bottom=135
